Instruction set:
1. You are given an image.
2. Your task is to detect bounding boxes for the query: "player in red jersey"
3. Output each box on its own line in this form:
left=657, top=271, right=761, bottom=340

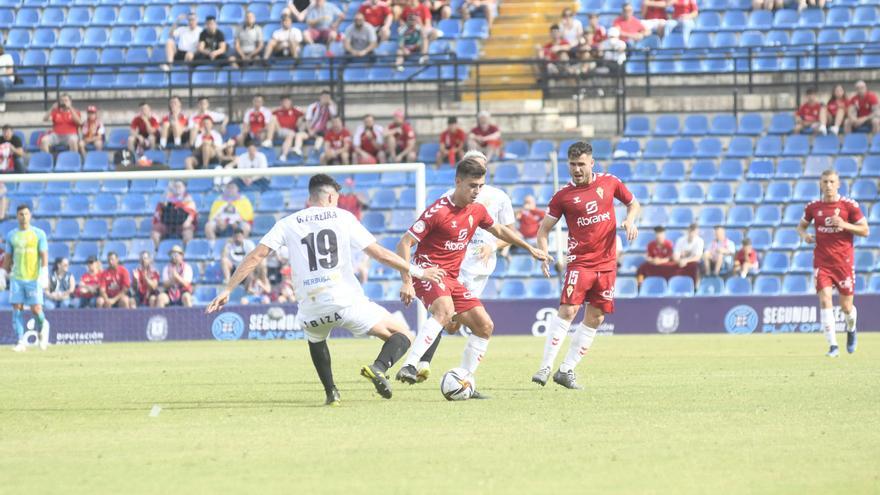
left=532, top=141, right=640, bottom=389
left=796, top=169, right=869, bottom=357
left=394, top=158, right=550, bottom=395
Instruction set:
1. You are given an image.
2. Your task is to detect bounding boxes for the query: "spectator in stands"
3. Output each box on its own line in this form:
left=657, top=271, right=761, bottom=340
left=636, top=226, right=675, bottom=284
left=0, top=124, right=25, bottom=173
left=264, top=15, right=303, bottom=62
left=186, top=117, right=225, bottom=170
left=674, top=223, right=704, bottom=283
left=205, top=182, right=254, bottom=241
left=74, top=256, right=102, bottom=308
left=345, top=13, right=380, bottom=59
left=794, top=88, right=827, bottom=135
left=753, top=0, right=782, bottom=10
left=358, top=0, right=393, bottom=41
left=826, top=84, right=849, bottom=136
left=282, top=0, right=308, bottom=21
left=395, top=14, right=430, bottom=71
left=0, top=246, right=6, bottom=291
left=98, top=252, right=132, bottom=309
left=665, top=0, right=698, bottom=43
left=241, top=264, right=272, bottom=305
left=797, top=0, right=824, bottom=12
left=338, top=178, right=371, bottom=283
left=44, top=257, right=75, bottom=309
left=151, top=180, right=198, bottom=248
left=159, top=96, right=189, bottom=150
left=429, top=0, right=452, bottom=20
left=195, top=16, right=228, bottom=65
left=613, top=3, right=649, bottom=43
left=403, top=0, right=442, bottom=41
left=353, top=114, right=386, bottom=164
left=238, top=95, right=273, bottom=146
left=733, top=238, right=759, bottom=278
left=40, top=93, right=81, bottom=153
left=305, top=90, right=338, bottom=149
left=132, top=251, right=161, bottom=308
left=264, top=96, right=308, bottom=161
left=304, top=0, right=345, bottom=45
left=639, top=0, right=668, bottom=38
left=597, top=27, right=627, bottom=74
left=846, top=80, right=880, bottom=134
left=468, top=111, right=502, bottom=162
left=228, top=143, right=270, bottom=192
left=320, top=116, right=352, bottom=165
left=538, top=24, right=571, bottom=76
left=517, top=195, right=545, bottom=241
left=221, top=228, right=256, bottom=283
left=559, top=8, right=584, bottom=47
left=157, top=245, right=193, bottom=308
left=231, top=11, right=264, bottom=67
left=274, top=262, right=296, bottom=303
left=385, top=109, right=417, bottom=163
left=128, top=102, right=160, bottom=154
left=164, top=13, right=202, bottom=70
left=78, top=106, right=105, bottom=156
left=437, top=116, right=467, bottom=166
left=702, top=226, right=735, bottom=277
left=0, top=45, right=14, bottom=113
left=586, top=13, right=607, bottom=49
left=189, top=97, right=229, bottom=146
left=460, top=0, right=496, bottom=28
left=0, top=185, right=6, bottom=218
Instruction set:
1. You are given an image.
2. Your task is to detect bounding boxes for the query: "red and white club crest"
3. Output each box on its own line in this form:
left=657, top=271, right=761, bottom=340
left=817, top=210, right=823, bottom=217
left=834, top=208, right=840, bottom=216
left=596, top=187, right=604, bottom=200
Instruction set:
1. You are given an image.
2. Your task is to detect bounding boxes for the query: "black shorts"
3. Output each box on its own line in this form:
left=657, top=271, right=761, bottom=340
left=194, top=153, right=221, bottom=169
left=173, top=50, right=191, bottom=61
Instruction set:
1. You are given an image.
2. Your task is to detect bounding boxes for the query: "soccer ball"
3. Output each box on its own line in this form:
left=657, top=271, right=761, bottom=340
left=440, top=368, right=475, bottom=401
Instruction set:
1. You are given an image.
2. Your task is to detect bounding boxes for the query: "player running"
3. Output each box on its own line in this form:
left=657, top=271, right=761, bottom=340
left=796, top=169, right=869, bottom=357
left=206, top=174, right=445, bottom=406
left=5, top=204, right=50, bottom=352
left=395, top=158, right=550, bottom=397
left=532, top=141, right=640, bottom=389
left=413, top=150, right=516, bottom=382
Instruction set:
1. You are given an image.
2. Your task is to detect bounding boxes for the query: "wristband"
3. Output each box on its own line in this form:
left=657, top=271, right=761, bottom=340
left=408, top=264, right=425, bottom=279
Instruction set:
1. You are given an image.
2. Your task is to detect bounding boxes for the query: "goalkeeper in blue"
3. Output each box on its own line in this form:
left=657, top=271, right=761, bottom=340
left=5, top=204, right=49, bottom=352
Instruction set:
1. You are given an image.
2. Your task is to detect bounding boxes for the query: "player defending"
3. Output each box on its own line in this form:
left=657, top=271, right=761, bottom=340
left=796, top=169, right=869, bottom=357
left=395, top=158, right=550, bottom=396
left=5, top=204, right=50, bottom=352
left=206, top=174, right=445, bottom=405
left=413, top=150, right=516, bottom=382
left=532, top=141, right=640, bottom=389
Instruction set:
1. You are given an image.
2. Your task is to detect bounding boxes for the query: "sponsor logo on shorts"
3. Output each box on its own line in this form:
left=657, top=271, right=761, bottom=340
left=212, top=312, right=245, bottom=341
left=724, top=305, right=758, bottom=334
left=146, top=315, right=169, bottom=342
left=656, top=306, right=679, bottom=334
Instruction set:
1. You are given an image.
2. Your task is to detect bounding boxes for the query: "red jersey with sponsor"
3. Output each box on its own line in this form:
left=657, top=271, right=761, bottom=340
left=803, top=197, right=864, bottom=269
left=440, top=128, right=467, bottom=149
left=245, top=107, right=272, bottom=135
left=402, top=4, right=431, bottom=24
left=672, top=0, right=697, bottom=18
left=408, top=195, right=495, bottom=278
left=590, top=26, right=607, bottom=46
left=613, top=16, right=645, bottom=41
left=51, top=108, right=80, bottom=135
left=519, top=208, right=545, bottom=238
left=548, top=173, right=635, bottom=271
left=133, top=266, right=160, bottom=299
left=735, top=248, right=757, bottom=265
left=827, top=97, right=848, bottom=116
left=647, top=239, right=674, bottom=259
left=274, top=107, right=304, bottom=130
left=387, top=121, right=415, bottom=149
left=848, top=91, right=879, bottom=118
left=163, top=113, right=188, bottom=128
left=542, top=39, right=570, bottom=61
left=324, top=127, right=352, bottom=149
left=100, top=265, right=131, bottom=298
left=131, top=115, right=160, bottom=137
left=797, top=102, right=822, bottom=122
left=359, top=2, right=392, bottom=26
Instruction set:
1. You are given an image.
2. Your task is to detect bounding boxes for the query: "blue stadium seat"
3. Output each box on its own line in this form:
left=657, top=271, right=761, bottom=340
left=844, top=28, right=868, bottom=45
left=81, top=219, right=109, bottom=241
left=100, top=241, right=128, bottom=261
left=782, top=135, right=809, bottom=156
left=754, top=276, right=781, bottom=295
left=682, top=115, right=709, bottom=136
left=590, top=139, right=612, bottom=160
left=93, top=194, right=119, bottom=215
left=754, top=137, right=782, bottom=158
left=92, top=6, right=117, bottom=25
left=767, top=113, right=795, bottom=135
left=526, top=140, right=555, bottom=161
left=503, top=140, right=528, bottom=160
left=53, top=219, right=81, bottom=241
left=694, top=138, right=722, bottom=159
left=690, top=160, right=717, bottom=180
left=438, top=19, right=460, bottom=38
left=109, top=218, right=137, bottom=240
left=667, top=139, right=695, bottom=160
left=851, top=179, right=878, bottom=201
left=653, top=116, right=680, bottom=136
left=721, top=10, right=747, bottom=30
left=669, top=206, right=695, bottom=227
left=854, top=252, right=874, bottom=273
left=54, top=151, right=82, bottom=172
left=812, top=135, right=840, bottom=155
left=624, top=116, right=651, bottom=137
left=521, top=162, right=546, bottom=183
left=827, top=6, right=851, bottom=27
left=143, top=5, right=167, bottom=25
left=120, top=195, right=150, bottom=216
left=696, top=12, right=721, bottom=31
left=747, top=159, right=774, bottom=179
left=790, top=251, right=814, bottom=274
left=832, top=157, right=858, bottom=178
left=725, top=137, right=754, bottom=158
left=840, top=134, right=868, bottom=155
left=710, top=115, right=736, bottom=135
left=761, top=252, right=790, bottom=274
left=706, top=183, right=733, bottom=203
left=782, top=275, right=810, bottom=295
left=659, top=161, right=686, bottom=182
left=628, top=184, right=650, bottom=203
left=454, top=39, right=479, bottom=60
left=725, top=277, right=752, bottom=295
left=72, top=241, right=100, bottom=263
left=615, top=278, right=638, bottom=298
left=607, top=162, right=632, bottom=182
left=614, top=139, right=641, bottom=159
left=737, top=113, right=764, bottom=135
left=499, top=280, right=526, bottom=298
left=35, top=196, right=62, bottom=218
left=510, top=185, right=535, bottom=206
left=14, top=7, right=39, bottom=27
left=764, top=182, right=792, bottom=204
left=668, top=276, right=695, bottom=296
left=640, top=277, right=668, bottom=296
left=634, top=161, right=659, bottom=181
left=775, top=159, right=802, bottom=178
left=771, top=228, right=800, bottom=250
left=726, top=205, right=754, bottom=227
left=749, top=228, right=772, bottom=251
left=782, top=204, right=806, bottom=225
left=853, top=5, right=878, bottom=26
left=526, top=279, right=556, bottom=298
left=735, top=182, right=763, bottom=204
left=695, top=276, right=723, bottom=296
left=462, top=19, right=489, bottom=38
left=28, top=152, right=54, bottom=173
left=640, top=205, right=669, bottom=227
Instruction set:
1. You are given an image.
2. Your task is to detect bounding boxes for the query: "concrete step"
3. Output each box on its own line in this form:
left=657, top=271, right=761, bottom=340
left=500, top=4, right=568, bottom=16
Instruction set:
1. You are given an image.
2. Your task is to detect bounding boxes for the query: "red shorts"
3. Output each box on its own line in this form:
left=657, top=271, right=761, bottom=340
left=560, top=267, right=616, bottom=314
left=414, top=275, right=482, bottom=314
left=814, top=265, right=855, bottom=296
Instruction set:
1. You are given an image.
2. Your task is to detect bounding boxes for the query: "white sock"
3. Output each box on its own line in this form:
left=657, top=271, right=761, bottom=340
left=174, top=137, right=182, bottom=147
left=403, top=318, right=444, bottom=367
left=460, top=335, right=490, bottom=374
left=844, top=306, right=858, bottom=333
left=540, top=315, right=571, bottom=369
left=821, top=308, right=838, bottom=347
left=559, top=324, right=597, bottom=373
left=160, top=138, right=167, bottom=148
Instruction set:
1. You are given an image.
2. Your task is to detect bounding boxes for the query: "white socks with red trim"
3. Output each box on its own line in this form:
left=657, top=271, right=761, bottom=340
left=559, top=324, right=598, bottom=373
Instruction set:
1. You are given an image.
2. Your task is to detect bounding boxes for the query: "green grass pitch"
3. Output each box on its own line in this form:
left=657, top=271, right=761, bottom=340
left=1, top=334, right=878, bottom=495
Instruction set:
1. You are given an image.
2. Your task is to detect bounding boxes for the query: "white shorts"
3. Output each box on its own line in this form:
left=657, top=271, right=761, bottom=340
left=296, top=299, right=390, bottom=343
left=277, top=127, right=298, bottom=138
left=641, top=18, right=665, bottom=34
left=458, top=270, right=490, bottom=298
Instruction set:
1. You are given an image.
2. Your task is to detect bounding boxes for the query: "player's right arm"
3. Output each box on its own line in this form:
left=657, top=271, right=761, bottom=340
left=797, top=205, right=815, bottom=244
left=536, top=212, right=560, bottom=278
left=207, top=243, right=272, bottom=313
left=363, top=242, right=445, bottom=284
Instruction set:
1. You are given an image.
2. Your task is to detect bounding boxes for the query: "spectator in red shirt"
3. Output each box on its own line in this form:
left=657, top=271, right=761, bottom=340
left=74, top=256, right=102, bottom=308
left=151, top=180, right=198, bottom=249
left=794, top=88, right=828, bottom=135
left=666, top=0, right=698, bottom=43
left=846, top=80, right=880, bottom=134
left=188, top=96, right=229, bottom=146
left=385, top=109, right=417, bottom=162
left=160, top=96, right=190, bottom=150
left=639, top=0, right=668, bottom=38
left=437, top=116, right=466, bottom=166
left=132, top=251, right=161, bottom=308
left=40, top=93, right=82, bottom=153
left=264, top=95, right=308, bottom=161
left=637, top=226, right=675, bottom=284
left=587, top=14, right=607, bottom=48
left=826, top=84, right=849, bottom=136
left=537, top=24, right=571, bottom=76
left=239, top=94, right=273, bottom=146
left=353, top=114, right=386, bottom=164
left=402, top=0, right=441, bottom=40
left=358, top=0, right=393, bottom=41
left=733, top=238, right=759, bottom=278
left=185, top=117, right=227, bottom=170
left=78, top=105, right=105, bottom=156
left=98, top=251, right=133, bottom=309
left=157, top=245, right=194, bottom=308
left=128, top=102, right=160, bottom=154
left=320, top=116, right=353, bottom=165
left=517, top=195, right=545, bottom=240
left=613, top=3, right=649, bottom=43
left=468, top=111, right=502, bottom=162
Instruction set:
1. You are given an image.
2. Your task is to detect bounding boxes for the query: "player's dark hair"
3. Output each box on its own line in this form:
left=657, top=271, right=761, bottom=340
left=198, top=96, right=209, bottom=103
left=16, top=204, right=29, bottom=213
left=688, top=223, right=698, bottom=231
left=139, top=101, right=148, bottom=107
left=567, top=141, right=593, bottom=160
left=806, top=87, right=817, bottom=96
left=550, top=23, right=560, bottom=30
left=205, top=15, right=216, bottom=22
left=107, top=251, right=118, bottom=260
left=447, top=116, right=458, bottom=124
left=2, top=124, right=11, bottom=131
left=714, top=225, right=724, bottom=230
left=308, top=174, right=342, bottom=196
left=320, top=89, right=331, bottom=96
left=742, top=238, right=752, bottom=246
left=455, top=158, right=487, bottom=179
left=654, top=226, right=666, bottom=233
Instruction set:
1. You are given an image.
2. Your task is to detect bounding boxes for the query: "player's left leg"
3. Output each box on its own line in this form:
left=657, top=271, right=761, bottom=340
left=817, top=283, right=839, bottom=357
left=839, top=292, right=857, bottom=354
left=454, top=305, right=493, bottom=398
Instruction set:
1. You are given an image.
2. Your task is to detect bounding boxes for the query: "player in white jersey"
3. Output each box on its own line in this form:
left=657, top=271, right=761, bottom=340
left=207, top=174, right=445, bottom=406
left=413, top=150, right=516, bottom=382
